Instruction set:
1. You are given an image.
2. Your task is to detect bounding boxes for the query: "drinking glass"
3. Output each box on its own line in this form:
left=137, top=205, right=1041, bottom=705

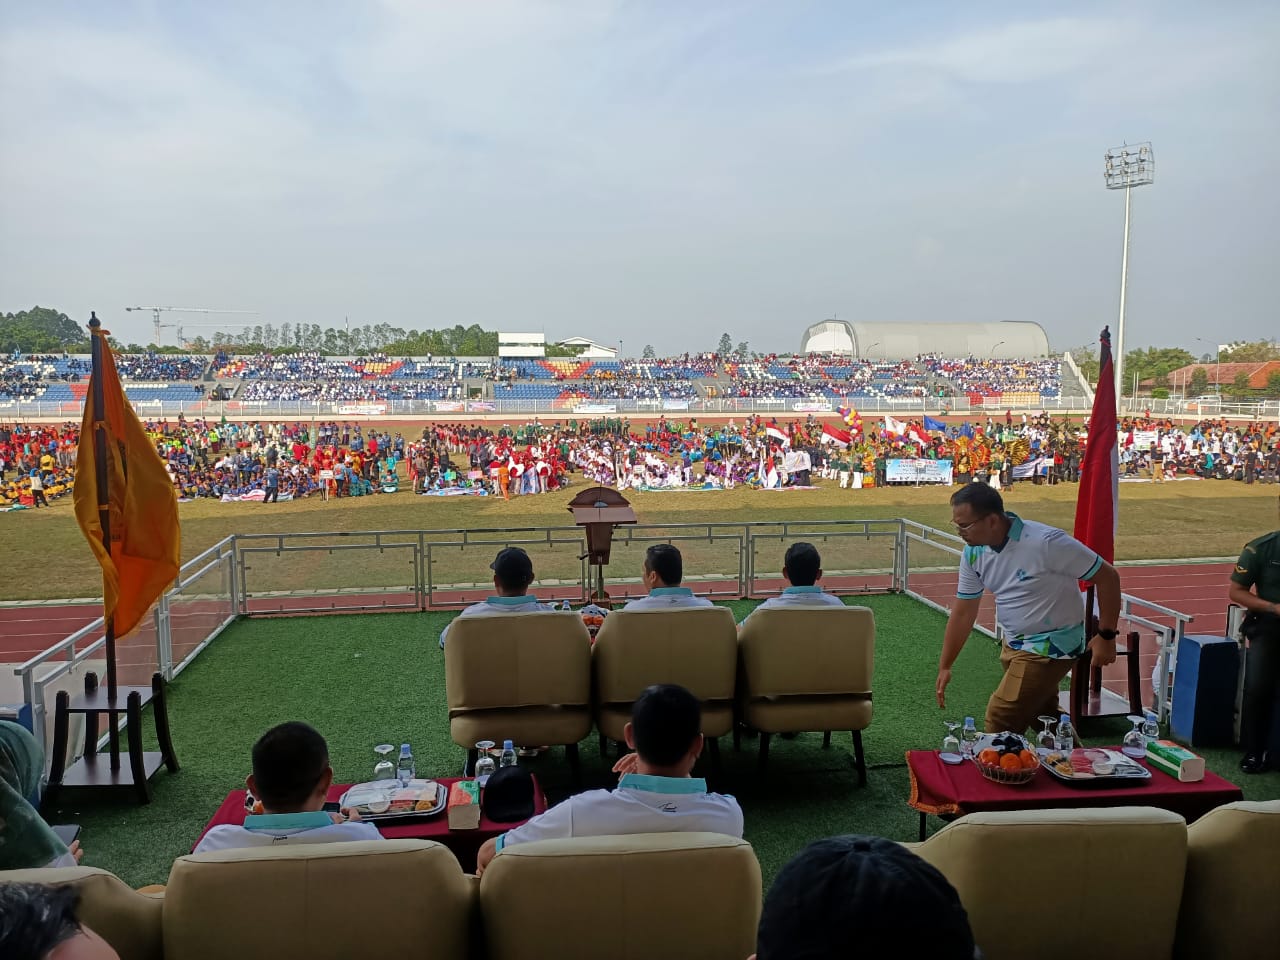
left=940, top=721, right=962, bottom=764
left=1036, top=716, right=1058, bottom=755
left=373, top=743, right=396, bottom=781
left=1121, top=716, right=1147, bottom=759
left=475, top=740, right=497, bottom=785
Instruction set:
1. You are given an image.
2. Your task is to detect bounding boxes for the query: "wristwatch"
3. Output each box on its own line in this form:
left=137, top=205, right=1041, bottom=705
left=1097, top=628, right=1119, bottom=641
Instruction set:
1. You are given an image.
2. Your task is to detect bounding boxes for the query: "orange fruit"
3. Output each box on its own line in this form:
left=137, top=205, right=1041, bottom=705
left=1020, top=751, right=1039, bottom=770
left=999, top=753, right=1022, bottom=772
left=978, top=749, right=1000, bottom=766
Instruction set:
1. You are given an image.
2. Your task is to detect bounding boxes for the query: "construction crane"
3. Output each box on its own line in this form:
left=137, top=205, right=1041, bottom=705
left=125, top=306, right=258, bottom=346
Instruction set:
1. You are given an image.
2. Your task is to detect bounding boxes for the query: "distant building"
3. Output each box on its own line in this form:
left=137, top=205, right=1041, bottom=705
left=555, top=336, right=618, bottom=359
left=799, top=320, right=1051, bottom=360
left=498, top=332, right=546, bottom=358
left=1147, top=360, right=1280, bottom=391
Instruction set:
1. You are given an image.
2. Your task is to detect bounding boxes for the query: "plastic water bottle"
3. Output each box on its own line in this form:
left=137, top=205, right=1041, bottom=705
left=960, top=717, right=979, bottom=758
left=499, top=739, right=517, bottom=768
left=397, top=743, right=415, bottom=785
left=1142, top=711, right=1160, bottom=743
left=561, top=600, right=571, bottom=611
left=1055, top=714, right=1076, bottom=753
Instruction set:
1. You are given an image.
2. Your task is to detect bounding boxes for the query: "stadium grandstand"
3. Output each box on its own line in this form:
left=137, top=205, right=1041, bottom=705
left=0, top=329, right=1080, bottom=413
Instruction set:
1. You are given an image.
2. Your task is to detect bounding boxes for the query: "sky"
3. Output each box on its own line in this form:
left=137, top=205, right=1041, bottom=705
left=2, top=0, right=1277, bottom=355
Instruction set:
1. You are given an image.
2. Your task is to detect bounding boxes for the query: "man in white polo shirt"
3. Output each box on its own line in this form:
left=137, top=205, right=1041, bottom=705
left=438, top=546, right=556, bottom=648
left=475, top=684, right=742, bottom=875
left=741, top=542, right=845, bottom=625
left=935, top=483, right=1122, bottom=735
left=623, top=544, right=714, bottom=610
left=195, top=722, right=380, bottom=853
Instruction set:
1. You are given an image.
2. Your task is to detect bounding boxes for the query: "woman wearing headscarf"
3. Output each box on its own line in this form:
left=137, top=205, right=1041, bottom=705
left=0, top=720, right=81, bottom=869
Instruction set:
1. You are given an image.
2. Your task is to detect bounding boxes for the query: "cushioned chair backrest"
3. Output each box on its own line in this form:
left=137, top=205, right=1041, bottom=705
left=446, top=612, right=591, bottom=710
left=163, top=840, right=473, bottom=960
left=737, top=606, right=874, bottom=696
left=915, top=806, right=1187, bottom=960
left=0, top=867, right=163, bottom=960
left=480, top=832, right=761, bottom=960
left=1176, top=799, right=1280, bottom=960
left=593, top=607, right=738, bottom=704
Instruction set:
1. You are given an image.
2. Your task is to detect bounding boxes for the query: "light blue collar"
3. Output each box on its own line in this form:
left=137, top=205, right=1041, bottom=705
left=649, top=587, right=693, bottom=597
left=243, top=811, right=333, bottom=832
left=618, top=773, right=707, bottom=795
left=486, top=595, right=541, bottom=605
left=783, top=585, right=823, bottom=594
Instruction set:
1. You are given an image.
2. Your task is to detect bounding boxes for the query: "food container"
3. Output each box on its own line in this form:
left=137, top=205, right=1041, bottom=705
left=339, top=779, right=446, bottom=820
left=971, top=732, right=1039, bottom=785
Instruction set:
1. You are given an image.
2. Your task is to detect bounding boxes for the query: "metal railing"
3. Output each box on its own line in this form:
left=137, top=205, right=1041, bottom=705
left=15, top=520, right=1200, bottom=754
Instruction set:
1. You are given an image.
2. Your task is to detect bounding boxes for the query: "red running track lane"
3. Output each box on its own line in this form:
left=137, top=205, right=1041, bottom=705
left=0, top=563, right=1235, bottom=668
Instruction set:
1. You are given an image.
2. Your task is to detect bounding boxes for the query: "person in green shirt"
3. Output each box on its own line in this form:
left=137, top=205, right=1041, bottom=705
left=1231, top=508, right=1280, bottom=774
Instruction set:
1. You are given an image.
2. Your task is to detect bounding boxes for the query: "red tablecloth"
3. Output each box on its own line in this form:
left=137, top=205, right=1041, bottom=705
left=907, top=750, right=1242, bottom=826
left=195, top=776, right=547, bottom=871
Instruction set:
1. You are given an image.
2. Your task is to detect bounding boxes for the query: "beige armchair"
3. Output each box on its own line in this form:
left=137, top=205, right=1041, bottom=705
left=445, top=611, right=593, bottom=780
left=591, top=606, right=738, bottom=760
left=0, top=866, right=163, bottom=960
left=1175, top=799, right=1280, bottom=960
left=735, top=605, right=875, bottom=781
left=913, top=807, right=1187, bottom=960
left=163, top=840, right=473, bottom=960
left=479, top=832, right=761, bottom=960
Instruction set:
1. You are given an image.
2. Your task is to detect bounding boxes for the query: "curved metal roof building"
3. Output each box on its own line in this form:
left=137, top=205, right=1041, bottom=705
left=800, top=320, right=1052, bottom=360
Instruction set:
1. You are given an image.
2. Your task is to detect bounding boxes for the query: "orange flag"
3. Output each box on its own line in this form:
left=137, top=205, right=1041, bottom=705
left=73, top=326, right=181, bottom=638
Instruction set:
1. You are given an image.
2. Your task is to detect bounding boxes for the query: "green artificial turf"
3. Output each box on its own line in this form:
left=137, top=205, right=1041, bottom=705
left=43, top=594, right=1280, bottom=888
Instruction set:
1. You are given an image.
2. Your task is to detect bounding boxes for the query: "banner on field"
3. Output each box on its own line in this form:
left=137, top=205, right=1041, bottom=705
left=434, top=401, right=466, bottom=413
left=783, top=450, right=812, bottom=473
left=335, top=403, right=387, bottom=416
left=467, top=400, right=496, bottom=412
left=574, top=403, right=618, bottom=415
left=792, top=401, right=833, bottom=413
left=662, top=399, right=691, bottom=411
left=885, top=458, right=954, bottom=484
left=1012, top=457, right=1049, bottom=479
left=1132, top=430, right=1158, bottom=451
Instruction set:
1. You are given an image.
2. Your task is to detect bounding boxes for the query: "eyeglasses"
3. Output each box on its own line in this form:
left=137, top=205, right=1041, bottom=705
left=953, top=517, right=986, bottom=532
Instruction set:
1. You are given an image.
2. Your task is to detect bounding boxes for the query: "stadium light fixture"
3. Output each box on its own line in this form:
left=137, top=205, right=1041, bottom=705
left=989, top=340, right=1006, bottom=359
left=864, top=340, right=881, bottom=360
left=1104, top=141, right=1154, bottom=407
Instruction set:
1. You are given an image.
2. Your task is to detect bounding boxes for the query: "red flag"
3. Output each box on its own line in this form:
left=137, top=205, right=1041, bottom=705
left=1074, top=326, right=1118, bottom=568
left=821, top=424, right=852, bottom=446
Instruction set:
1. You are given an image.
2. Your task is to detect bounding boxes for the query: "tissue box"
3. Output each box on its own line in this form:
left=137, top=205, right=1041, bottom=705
left=1146, top=740, right=1205, bottom=782
left=447, top=779, right=481, bottom=830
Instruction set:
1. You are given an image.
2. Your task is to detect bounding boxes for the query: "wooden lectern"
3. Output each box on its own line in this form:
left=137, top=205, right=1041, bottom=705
left=567, top=487, right=637, bottom=601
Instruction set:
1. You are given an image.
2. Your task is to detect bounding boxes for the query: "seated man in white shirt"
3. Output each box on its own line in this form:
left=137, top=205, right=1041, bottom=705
left=475, top=684, right=743, bottom=875
left=622, top=544, right=714, bottom=610
left=438, top=546, right=556, bottom=648
left=740, top=541, right=844, bottom=625
left=195, top=722, right=381, bottom=853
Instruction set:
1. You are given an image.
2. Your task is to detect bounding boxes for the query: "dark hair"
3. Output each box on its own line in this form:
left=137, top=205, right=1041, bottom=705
left=643, top=544, right=683, bottom=587
left=949, top=482, right=1004, bottom=517
left=631, top=684, right=701, bottom=767
left=783, top=542, right=821, bottom=586
left=0, top=883, right=83, bottom=959
left=251, top=721, right=329, bottom=810
left=757, top=835, right=976, bottom=960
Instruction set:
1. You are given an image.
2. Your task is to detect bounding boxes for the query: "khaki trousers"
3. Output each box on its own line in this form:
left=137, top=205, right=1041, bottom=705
left=984, top=647, right=1075, bottom=735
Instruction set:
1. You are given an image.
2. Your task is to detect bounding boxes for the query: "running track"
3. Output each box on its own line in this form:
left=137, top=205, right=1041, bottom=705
left=0, top=562, right=1233, bottom=669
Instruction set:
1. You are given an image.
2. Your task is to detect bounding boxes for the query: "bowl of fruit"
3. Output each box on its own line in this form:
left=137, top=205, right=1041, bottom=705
left=973, top=732, right=1040, bottom=785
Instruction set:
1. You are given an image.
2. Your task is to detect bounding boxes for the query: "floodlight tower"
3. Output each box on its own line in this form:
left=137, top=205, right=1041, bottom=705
left=1103, top=142, right=1154, bottom=408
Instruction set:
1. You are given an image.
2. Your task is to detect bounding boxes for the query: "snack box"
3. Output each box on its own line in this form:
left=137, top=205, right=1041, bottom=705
left=1146, top=739, right=1205, bottom=782
left=448, top=779, right=481, bottom=830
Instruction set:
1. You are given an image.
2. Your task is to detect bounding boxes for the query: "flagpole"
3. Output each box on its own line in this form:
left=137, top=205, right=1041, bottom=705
left=87, top=313, right=119, bottom=703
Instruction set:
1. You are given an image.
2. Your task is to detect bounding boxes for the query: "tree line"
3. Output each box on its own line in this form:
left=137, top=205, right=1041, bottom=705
left=1069, top=340, right=1280, bottom=399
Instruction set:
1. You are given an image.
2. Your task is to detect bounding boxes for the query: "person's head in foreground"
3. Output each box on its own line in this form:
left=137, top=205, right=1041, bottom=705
left=949, top=482, right=1008, bottom=549
left=782, top=541, right=822, bottom=586
left=0, top=884, right=120, bottom=960
left=490, top=546, right=535, bottom=595
left=626, top=683, right=703, bottom=775
left=642, top=543, right=683, bottom=590
left=248, top=721, right=332, bottom=814
left=751, top=835, right=977, bottom=960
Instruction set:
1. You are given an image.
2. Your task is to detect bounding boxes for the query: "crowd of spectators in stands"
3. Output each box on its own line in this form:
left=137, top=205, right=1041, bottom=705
left=922, top=355, right=1061, bottom=396
left=113, top=353, right=206, bottom=381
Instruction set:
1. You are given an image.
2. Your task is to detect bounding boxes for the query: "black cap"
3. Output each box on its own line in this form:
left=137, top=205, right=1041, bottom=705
left=490, top=547, right=534, bottom=586
left=481, top=765, right=535, bottom=823
left=756, top=835, right=975, bottom=960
